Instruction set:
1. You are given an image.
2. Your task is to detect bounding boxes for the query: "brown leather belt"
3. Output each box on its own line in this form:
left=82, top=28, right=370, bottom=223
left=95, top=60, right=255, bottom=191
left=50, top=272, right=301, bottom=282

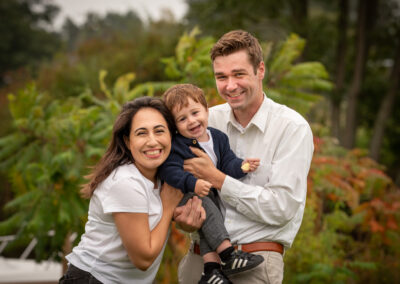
left=193, top=241, right=284, bottom=255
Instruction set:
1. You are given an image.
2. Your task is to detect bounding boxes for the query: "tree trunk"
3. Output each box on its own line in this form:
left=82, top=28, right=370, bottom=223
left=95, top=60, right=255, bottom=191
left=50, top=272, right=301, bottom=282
left=369, top=46, right=400, bottom=161
left=331, top=0, right=349, bottom=139
left=342, top=0, right=378, bottom=148
left=288, top=0, right=308, bottom=38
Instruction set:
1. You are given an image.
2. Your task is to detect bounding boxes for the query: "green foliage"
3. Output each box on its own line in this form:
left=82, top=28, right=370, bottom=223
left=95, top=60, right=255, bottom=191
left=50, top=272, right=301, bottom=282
left=284, top=131, right=400, bottom=283
left=159, top=29, right=331, bottom=114
left=161, top=27, right=216, bottom=89
left=0, top=70, right=146, bottom=261
left=265, top=34, right=333, bottom=115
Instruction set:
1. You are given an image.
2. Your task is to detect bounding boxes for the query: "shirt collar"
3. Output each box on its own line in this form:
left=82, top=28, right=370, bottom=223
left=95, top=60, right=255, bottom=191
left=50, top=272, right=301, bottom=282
left=227, top=94, right=269, bottom=133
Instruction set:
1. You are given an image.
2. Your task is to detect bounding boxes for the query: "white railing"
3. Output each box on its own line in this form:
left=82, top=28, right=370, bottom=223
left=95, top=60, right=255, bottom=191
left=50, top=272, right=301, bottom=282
left=0, top=231, right=77, bottom=259
left=0, top=232, right=77, bottom=283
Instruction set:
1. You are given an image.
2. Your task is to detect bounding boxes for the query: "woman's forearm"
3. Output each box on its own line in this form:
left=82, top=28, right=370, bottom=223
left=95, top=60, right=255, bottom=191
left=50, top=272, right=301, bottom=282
left=114, top=209, right=174, bottom=271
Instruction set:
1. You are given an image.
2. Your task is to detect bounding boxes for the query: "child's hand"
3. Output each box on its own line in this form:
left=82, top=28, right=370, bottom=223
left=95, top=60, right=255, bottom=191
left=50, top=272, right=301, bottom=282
left=241, top=158, right=260, bottom=173
left=194, top=179, right=212, bottom=197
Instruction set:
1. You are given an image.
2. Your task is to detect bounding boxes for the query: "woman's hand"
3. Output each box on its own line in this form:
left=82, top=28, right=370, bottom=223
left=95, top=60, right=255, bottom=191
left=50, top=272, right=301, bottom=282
left=173, top=196, right=206, bottom=232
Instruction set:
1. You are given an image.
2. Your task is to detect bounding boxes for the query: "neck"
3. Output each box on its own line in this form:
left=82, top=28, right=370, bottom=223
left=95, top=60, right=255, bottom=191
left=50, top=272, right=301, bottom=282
left=234, top=95, right=264, bottom=127
left=197, top=131, right=210, bottom=142
left=136, top=165, right=157, bottom=186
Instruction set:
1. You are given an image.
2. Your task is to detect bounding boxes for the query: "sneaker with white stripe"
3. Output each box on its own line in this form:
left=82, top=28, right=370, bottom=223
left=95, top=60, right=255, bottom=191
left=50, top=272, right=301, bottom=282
left=198, top=268, right=232, bottom=284
left=220, top=250, right=264, bottom=275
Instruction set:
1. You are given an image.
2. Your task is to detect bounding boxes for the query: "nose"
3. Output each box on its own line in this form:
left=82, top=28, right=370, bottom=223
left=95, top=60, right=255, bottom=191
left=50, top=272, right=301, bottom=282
left=147, top=132, right=158, bottom=146
left=187, top=115, right=195, bottom=124
left=226, top=77, right=237, bottom=92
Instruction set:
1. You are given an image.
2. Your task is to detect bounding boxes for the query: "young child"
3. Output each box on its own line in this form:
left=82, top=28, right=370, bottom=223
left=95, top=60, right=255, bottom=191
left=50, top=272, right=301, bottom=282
left=159, top=84, right=263, bottom=284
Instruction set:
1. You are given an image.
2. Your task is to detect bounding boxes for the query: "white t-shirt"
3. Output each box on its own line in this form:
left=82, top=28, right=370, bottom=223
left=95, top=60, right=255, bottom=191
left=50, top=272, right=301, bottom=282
left=66, top=163, right=167, bottom=284
left=198, top=129, right=217, bottom=166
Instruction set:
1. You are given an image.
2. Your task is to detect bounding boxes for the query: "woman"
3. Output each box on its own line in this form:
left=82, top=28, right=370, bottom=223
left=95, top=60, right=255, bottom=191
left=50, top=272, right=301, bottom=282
left=60, top=97, right=184, bottom=284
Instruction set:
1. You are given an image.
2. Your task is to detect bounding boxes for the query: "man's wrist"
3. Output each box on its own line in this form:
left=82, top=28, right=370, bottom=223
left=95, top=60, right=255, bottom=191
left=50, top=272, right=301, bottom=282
left=210, top=170, right=226, bottom=190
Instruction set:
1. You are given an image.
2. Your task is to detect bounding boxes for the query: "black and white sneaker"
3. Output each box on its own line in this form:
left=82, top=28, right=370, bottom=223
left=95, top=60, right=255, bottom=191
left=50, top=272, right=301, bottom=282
left=221, top=250, right=264, bottom=275
left=198, top=268, right=232, bottom=284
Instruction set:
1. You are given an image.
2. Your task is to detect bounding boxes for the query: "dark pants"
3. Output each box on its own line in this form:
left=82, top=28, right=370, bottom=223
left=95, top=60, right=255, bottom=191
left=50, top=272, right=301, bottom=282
left=179, top=191, right=229, bottom=256
left=59, top=263, right=103, bottom=284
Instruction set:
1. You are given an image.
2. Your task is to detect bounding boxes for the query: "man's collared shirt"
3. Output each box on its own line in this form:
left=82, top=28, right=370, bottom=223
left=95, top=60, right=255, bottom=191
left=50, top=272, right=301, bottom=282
left=208, top=96, right=314, bottom=248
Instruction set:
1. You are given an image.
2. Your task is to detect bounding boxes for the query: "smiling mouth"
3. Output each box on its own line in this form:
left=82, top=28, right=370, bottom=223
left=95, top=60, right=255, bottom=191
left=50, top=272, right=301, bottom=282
left=227, top=90, right=245, bottom=98
left=189, top=125, right=201, bottom=133
left=145, top=149, right=162, bottom=157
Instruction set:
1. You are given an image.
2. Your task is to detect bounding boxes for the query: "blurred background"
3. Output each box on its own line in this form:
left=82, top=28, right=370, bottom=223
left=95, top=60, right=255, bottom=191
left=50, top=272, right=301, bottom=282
left=0, top=0, right=399, bottom=283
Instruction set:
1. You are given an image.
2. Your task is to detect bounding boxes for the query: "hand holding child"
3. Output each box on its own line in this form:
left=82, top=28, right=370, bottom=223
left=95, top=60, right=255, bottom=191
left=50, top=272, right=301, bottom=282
left=195, top=179, right=212, bottom=197
left=241, top=158, right=260, bottom=173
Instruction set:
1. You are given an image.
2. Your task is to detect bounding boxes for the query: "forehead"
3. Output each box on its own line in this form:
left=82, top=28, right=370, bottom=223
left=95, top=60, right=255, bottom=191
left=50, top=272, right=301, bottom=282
left=213, top=50, right=252, bottom=73
left=131, top=108, right=167, bottom=128
left=172, top=98, right=206, bottom=114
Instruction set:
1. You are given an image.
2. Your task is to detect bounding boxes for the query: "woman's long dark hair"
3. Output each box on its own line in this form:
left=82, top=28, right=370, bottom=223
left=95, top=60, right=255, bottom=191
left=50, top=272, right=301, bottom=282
left=81, top=96, right=175, bottom=198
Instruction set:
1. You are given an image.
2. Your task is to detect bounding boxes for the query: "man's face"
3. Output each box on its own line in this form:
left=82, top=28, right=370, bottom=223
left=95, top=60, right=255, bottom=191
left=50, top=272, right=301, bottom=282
left=213, top=50, right=265, bottom=112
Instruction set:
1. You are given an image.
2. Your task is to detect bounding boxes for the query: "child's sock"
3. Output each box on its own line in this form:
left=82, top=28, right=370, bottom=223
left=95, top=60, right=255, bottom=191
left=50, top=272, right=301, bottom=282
left=218, top=246, right=234, bottom=262
left=204, top=262, right=221, bottom=274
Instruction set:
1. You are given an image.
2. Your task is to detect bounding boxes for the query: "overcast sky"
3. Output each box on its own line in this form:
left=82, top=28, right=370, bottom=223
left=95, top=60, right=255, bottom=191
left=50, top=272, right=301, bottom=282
left=52, top=0, right=188, bottom=29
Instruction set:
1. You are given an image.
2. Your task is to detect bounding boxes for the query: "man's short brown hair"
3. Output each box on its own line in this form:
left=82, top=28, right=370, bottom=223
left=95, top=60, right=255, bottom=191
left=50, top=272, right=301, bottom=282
left=163, top=84, right=208, bottom=114
left=210, top=30, right=263, bottom=74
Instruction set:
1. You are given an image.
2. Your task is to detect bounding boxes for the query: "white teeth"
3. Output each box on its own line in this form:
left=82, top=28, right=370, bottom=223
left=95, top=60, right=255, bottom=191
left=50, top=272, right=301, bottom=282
left=146, top=150, right=160, bottom=155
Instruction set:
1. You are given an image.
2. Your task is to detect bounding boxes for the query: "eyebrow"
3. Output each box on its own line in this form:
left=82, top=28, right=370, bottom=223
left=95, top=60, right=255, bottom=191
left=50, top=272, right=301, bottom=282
left=214, top=68, right=247, bottom=75
left=134, top=124, right=166, bottom=134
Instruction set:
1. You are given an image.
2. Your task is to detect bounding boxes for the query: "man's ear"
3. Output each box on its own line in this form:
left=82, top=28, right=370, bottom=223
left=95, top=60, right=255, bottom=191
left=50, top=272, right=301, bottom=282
left=257, top=61, right=266, bottom=80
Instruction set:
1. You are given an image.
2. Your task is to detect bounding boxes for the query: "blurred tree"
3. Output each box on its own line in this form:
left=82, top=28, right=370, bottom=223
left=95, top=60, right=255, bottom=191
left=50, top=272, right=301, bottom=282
left=37, top=11, right=184, bottom=99
left=369, top=46, right=400, bottom=161
left=0, top=0, right=61, bottom=85
left=342, top=0, right=379, bottom=148
left=331, top=0, right=349, bottom=140
left=61, top=11, right=144, bottom=52
left=185, top=0, right=287, bottom=41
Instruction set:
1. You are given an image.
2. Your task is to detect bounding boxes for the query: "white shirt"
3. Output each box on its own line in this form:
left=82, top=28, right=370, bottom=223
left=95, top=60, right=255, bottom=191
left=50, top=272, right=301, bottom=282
left=66, top=163, right=167, bottom=284
left=199, top=129, right=218, bottom=166
left=208, top=96, right=314, bottom=249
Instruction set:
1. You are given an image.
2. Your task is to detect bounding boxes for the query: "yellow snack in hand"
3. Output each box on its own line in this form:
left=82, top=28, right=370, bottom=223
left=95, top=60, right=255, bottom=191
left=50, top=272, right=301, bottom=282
left=241, top=162, right=250, bottom=171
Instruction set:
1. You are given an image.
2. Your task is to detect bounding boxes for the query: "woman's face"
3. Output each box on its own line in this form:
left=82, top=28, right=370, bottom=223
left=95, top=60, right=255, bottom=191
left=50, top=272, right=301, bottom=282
left=126, top=107, right=171, bottom=182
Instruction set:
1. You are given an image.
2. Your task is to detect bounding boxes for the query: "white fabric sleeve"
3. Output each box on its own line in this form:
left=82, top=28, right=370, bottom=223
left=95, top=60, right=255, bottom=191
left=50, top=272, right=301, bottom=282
left=102, top=178, right=148, bottom=214
left=220, top=122, right=314, bottom=226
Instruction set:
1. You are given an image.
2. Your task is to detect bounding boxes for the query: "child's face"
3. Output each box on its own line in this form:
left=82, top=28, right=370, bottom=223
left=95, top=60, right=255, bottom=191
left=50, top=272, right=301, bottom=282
left=172, top=98, right=209, bottom=142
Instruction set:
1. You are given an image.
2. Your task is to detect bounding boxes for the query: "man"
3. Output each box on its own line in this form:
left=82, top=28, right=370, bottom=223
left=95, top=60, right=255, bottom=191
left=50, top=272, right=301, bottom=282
left=177, top=30, right=314, bottom=283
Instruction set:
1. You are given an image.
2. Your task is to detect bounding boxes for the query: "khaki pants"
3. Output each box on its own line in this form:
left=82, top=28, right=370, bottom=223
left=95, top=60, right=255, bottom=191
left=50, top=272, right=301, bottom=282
left=178, top=249, right=284, bottom=284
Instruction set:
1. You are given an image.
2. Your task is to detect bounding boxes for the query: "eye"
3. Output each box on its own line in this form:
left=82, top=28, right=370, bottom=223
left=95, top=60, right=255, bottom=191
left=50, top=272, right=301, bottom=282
left=136, top=131, right=146, bottom=136
left=235, top=73, right=245, bottom=77
left=177, top=117, right=186, bottom=122
left=155, top=129, right=165, bottom=134
left=192, top=111, right=199, bottom=115
left=215, top=75, right=226, bottom=80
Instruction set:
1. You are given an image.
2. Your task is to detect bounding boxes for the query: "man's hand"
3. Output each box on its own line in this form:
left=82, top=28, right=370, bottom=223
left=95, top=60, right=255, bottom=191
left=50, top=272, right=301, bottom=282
left=173, top=196, right=206, bottom=232
left=184, top=147, right=226, bottom=189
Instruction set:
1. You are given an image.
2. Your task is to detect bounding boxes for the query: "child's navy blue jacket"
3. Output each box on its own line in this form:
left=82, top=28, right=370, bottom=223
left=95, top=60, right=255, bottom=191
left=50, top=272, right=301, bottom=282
left=159, top=127, right=246, bottom=194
